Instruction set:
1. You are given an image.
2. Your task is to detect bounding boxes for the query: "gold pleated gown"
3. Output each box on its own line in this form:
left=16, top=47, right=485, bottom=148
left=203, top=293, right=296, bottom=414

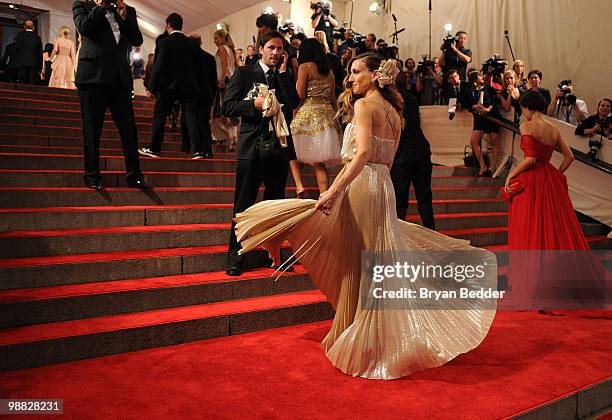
left=235, top=123, right=497, bottom=379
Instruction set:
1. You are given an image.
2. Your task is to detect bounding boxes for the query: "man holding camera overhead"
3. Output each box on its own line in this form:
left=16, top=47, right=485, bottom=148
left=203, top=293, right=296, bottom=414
left=547, top=80, right=588, bottom=126
left=439, top=31, right=472, bottom=82
left=311, top=0, right=338, bottom=53
left=72, top=0, right=148, bottom=190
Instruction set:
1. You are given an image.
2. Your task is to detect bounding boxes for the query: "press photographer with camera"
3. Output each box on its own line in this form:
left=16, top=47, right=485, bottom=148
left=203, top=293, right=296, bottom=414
left=439, top=31, right=472, bottom=81
left=546, top=79, right=588, bottom=125
left=575, top=98, right=611, bottom=160
left=416, top=55, right=443, bottom=105
left=310, top=1, right=338, bottom=53
left=72, top=0, right=148, bottom=190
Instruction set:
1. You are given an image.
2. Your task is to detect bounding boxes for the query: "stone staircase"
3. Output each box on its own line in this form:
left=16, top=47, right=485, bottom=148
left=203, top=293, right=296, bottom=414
left=0, top=82, right=609, bottom=372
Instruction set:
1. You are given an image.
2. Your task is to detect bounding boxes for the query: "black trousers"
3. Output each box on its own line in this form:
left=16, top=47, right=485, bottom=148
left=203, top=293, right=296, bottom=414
left=227, top=158, right=289, bottom=268
left=181, top=97, right=212, bottom=155
left=77, top=82, right=142, bottom=183
left=149, top=90, right=200, bottom=154
left=390, top=156, right=436, bottom=230
left=17, top=66, right=38, bottom=84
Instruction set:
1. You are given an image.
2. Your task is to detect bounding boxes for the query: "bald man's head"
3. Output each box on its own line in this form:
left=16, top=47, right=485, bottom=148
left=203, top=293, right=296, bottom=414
left=24, top=20, right=34, bottom=30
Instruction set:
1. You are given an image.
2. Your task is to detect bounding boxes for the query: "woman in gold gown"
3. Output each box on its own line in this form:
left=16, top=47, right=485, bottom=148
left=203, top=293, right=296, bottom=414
left=235, top=54, right=497, bottom=379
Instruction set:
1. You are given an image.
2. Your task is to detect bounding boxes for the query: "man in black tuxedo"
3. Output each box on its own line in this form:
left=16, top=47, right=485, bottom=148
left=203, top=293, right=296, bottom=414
left=139, top=13, right=204, bottom=159
left=181, top=32, right=217, bottom=158
left=223, top=31, right=300, bottom=276
left=14, top=20, right=42, bottom=84
left=72, top=0, right=148, bottom=190
left=442, top=69, right=469, bottom=106
left=391, top=89, right=436, bottom=230
left=0, top=38, right=18, bottom=82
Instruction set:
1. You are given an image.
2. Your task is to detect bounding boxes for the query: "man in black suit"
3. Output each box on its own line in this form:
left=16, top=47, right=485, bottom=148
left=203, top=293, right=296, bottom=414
left=14, top=20, right=42, bottom=84
left=181, top=32, right=217, bottom=158
left=223, top=31, right=300, bottom=276
left=73, top=0, right=148, bottom=190
left=442, top=69, right=469, bottom=106
left=139, top=13, right=204, bottom=159
left=0, top=38, right=18, bottom=82
left=391, top=89, right=436, bottom=230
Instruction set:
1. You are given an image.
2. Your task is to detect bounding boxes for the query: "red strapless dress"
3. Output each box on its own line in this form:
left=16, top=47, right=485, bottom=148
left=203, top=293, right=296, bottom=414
left=504, top=135, right=610, bottom=312
left=508, top=134, right=589, bottom=250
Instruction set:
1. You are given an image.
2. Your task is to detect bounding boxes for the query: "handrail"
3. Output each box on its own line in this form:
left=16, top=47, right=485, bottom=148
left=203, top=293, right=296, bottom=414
left=481, top=114, right=612, bottom=175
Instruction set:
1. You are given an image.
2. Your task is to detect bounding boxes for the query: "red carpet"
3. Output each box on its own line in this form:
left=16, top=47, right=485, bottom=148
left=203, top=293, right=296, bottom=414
left=1, top=311, right=610, bottom=419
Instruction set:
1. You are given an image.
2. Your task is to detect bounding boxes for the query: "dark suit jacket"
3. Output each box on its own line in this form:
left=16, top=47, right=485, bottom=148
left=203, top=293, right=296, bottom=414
left=195, top=45, right=217, bottom=104
left=15, top=30, right=42, bottom=69
left=223, top=62, right=299, bottom=160
left=393, top=91, right=431, bottom=165
left=442, top=82, right=469, bottom=106
left=72, top=0, right=143, bottom=89
left=148, top=32, right=203, bottom=99
left=1, top=43, right=18, bottom=70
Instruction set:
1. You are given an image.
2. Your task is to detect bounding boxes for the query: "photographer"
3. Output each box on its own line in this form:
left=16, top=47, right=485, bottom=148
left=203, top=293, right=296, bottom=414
left=337, top=28, right=354, bottom=57
left=575, top=98, right=611, bottom=159
left=72, top=0, right=148, bottom=190
left=546, top=80, right=588, bottom=125
left=439, top=31, right=472, bottom=81
left=416, top=57, right=443, bottom=105
left=310, top=0, right=338, bottom=53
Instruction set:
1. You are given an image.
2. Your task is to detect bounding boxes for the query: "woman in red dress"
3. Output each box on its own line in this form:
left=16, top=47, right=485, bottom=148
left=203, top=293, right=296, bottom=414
left=503, top=90, right=608, bottom=312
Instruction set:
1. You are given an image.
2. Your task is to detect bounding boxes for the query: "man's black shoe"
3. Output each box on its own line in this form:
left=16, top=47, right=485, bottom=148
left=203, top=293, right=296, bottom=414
left=226, top=266, right=242, bottom=276
left=127, top=178, right=151, bottom=190
left=85, top=180, right=103, bottom=190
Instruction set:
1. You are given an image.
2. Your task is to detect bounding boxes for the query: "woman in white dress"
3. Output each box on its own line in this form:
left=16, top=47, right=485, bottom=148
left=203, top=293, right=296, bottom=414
left=49, top=26, right=76, bottom=89
left=211, top=29, right=240, bottom=151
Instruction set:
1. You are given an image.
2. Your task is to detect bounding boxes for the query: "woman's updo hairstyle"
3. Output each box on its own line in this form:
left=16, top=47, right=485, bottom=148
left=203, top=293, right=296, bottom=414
left=336, top=53, right=403, bottom=123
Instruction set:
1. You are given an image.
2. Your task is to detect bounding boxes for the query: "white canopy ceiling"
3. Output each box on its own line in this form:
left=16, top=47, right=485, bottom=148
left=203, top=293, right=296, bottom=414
left=18, top=0, right=264, bottom=36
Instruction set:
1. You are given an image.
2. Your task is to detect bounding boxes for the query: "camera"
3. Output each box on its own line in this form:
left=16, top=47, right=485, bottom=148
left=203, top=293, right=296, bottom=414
left=278, top=21, right=295, bottom=35
left=334, top=29, right=365, bottom=50
left=416, top=55, right=436, bottom=76
left=442, top=34, right=458, bottom=50
left=310, top=2, right=330, bottom=16
left=587, top=137, right=603, bottom=160
left=557, top=79, right=577, bottom=105
left=481, top=55, right=506, bottom=76
left=587, top=115, right=611, bottom=159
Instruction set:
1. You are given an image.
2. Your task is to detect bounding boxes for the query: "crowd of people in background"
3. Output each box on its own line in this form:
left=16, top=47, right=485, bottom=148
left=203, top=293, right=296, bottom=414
left=1, top=20, right=76, bottom=89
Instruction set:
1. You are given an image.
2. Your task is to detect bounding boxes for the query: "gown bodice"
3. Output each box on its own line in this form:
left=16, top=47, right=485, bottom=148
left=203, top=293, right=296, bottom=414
left=341, top=122, right=396, bottom=165
left=304, top=78, right=333, bottom=103
left=520, top=134, right=554, bottom=163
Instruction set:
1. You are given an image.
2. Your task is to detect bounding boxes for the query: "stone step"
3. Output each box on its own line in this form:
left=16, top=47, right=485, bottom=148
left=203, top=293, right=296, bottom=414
left=0, top=185, right=500, bottom=208
left=0, top=105, right=157, bottom=124
left=0, top=244, right=287, bottom=290
left=0, top=96, right=154, bottom=117
left=0, top=88, right=154, bottom=108
left=0, top=213, right=510, bottom=258
left=0, top=168, right=502, bottom=188
left=0, top=266, right=314, bottom=328
left=0, top=122, right=181, bottom=142
left=0, top=290, right=333, bottom=372
left=0, top=81, right=155, bottom=104
left=0, top=200, right=509, bottom=231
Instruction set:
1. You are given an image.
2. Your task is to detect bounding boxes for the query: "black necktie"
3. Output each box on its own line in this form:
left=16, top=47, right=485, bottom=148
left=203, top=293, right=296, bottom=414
left=266, top=69, right=277, bottom=90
